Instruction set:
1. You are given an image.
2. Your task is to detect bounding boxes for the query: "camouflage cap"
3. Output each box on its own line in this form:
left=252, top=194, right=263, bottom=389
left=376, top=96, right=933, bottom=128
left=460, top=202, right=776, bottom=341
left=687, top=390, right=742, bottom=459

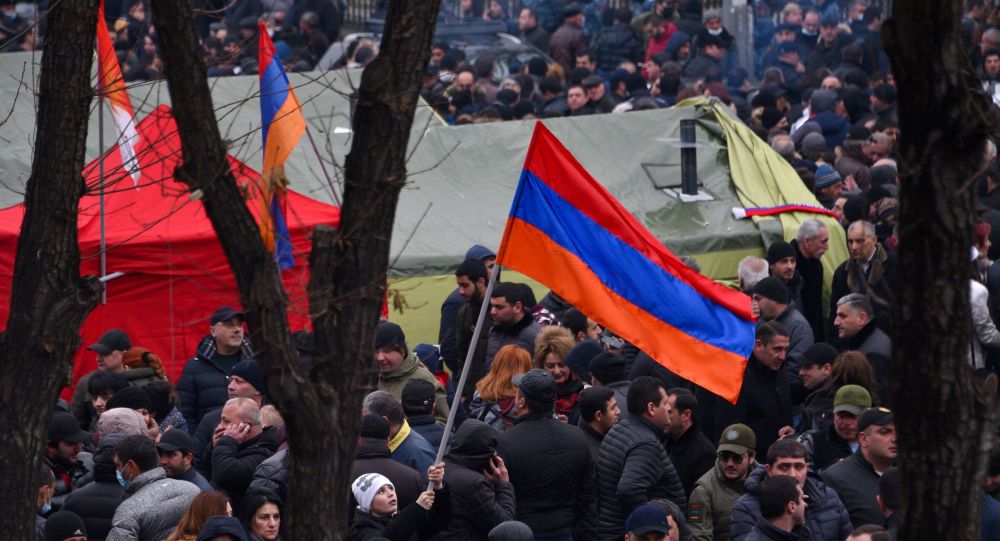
left=718, top=423, right=756, bottom=454
left=833, top=384, right=872, bottom=416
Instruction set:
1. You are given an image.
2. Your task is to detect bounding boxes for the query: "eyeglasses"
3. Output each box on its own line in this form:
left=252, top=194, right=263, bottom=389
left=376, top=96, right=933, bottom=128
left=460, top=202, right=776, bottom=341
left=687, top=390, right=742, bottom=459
left=718, top=451, right=746, bottom=463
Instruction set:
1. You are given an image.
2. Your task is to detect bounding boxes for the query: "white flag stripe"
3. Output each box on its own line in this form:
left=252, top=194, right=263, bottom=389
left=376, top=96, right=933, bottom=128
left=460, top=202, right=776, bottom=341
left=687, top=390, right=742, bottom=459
left=110, top=103, right=140, bottom=186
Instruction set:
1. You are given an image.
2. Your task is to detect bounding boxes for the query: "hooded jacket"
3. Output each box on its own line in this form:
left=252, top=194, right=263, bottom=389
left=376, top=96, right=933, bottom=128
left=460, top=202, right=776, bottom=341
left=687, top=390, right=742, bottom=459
left=177, top=334, right=255, bottom=430
left=62, top=438, right=126, bottom=540
left=689, top=459, right=760, bottom=541
left=378, top=353, right=449, bottom=425
left=730, top=465, right=852, bottom=541
left=597, top=414, right=686, bottom=540
left=435, top=419, right=516, bottom=540
left=106, top=467, right=200, bottom=541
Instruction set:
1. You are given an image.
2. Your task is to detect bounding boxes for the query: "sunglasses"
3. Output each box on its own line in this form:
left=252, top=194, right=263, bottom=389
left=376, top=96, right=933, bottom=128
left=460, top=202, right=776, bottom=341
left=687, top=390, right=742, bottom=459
left=718, top=451, right=746, bottom=463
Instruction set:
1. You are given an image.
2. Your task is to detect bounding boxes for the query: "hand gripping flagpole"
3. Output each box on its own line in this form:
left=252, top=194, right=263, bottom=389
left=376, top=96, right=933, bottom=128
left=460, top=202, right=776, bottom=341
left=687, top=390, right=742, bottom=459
left=426, top=263, right=501, bottom=490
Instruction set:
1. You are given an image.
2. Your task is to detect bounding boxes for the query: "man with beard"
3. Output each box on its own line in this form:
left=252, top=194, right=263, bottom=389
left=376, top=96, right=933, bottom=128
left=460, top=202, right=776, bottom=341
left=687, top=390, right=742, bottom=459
left=454, top=258, right=492, bottom=402
left=689, top=424, right=758, bottom=541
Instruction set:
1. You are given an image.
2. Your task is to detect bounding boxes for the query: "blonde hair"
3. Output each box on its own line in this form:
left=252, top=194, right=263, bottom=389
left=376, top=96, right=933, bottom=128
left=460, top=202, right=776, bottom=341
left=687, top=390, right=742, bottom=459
left=261, top=404, right=284, bottom=430
left=476, top=345, right=532, bottom=403
left=545, top=62, right=566, bottom=85
left=532, top=325, right=574, bottom=369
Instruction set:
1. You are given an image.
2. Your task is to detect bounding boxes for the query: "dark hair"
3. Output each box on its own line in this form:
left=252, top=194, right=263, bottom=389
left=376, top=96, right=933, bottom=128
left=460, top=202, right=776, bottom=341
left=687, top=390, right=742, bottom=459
left=240, top=489, right=283, bottom=530
left=877, top=467, right=901, bottom=510
left=363, top=391, right=405, bottom=426
left=659, top=72, right=681, bottom=95
left=614, top=6, right=631, bottom=23
left=766, top=438, right=807, bottom=465
left=88, top=370, right=130, bottom=397
left=524, top=394, right=555, bottom=415
left=758, top=476, right=800, bottom=520
left=539, top=76, right=563, bottom=95
left=579, top=386, right=615, bottom=422
left=440, top=53, right=459, bottom=71
left=491, top=282, right=526, bottom=307
left=562, top=308, right=587, bottom=337
left=756, top=320, right=790, bottom=344
left=455, top=258, right=488, bottom=283
left=625, top=72, right=647, bottom=93
left=850, top=525, right=890, bottom=541
left=475, top=57, right=494, bottom=78
left=667, top=388, right=698, bottom=424
left=627, top=376, right=665, bottom=417
left=575, top=49, right=593, bottom=61
left=115, top=434, right=159, bottom=472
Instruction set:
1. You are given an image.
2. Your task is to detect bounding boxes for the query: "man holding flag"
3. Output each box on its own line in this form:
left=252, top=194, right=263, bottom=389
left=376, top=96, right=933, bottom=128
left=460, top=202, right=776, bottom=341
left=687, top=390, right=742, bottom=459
left=257, top=20, right=305, bottom=269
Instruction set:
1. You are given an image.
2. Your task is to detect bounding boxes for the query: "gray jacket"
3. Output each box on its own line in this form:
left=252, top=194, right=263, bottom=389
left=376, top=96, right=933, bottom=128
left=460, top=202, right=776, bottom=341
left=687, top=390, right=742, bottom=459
left=775, top=305, right=815, bottom=362
left=106, top=467, right=200, bottom=541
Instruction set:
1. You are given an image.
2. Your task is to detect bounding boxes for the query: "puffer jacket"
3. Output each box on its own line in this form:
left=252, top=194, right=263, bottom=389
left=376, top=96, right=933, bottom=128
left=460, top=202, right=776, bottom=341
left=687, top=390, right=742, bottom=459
left=597, top=414, right=686, bottom=540
left=378, top=353, right=449, bottom=425
left=106, top=467, right=200, bottom=541
left=592, top=22, right=644, bottom=71
left=62, top=438, right=125, bottom=540
left=435, top=419, right=516, bottom=540
left=210, top=426, right=280, bottom=512
left=730, top=465, right=852, bottom=541
left=499, top=412, right=595, bottom=539
left=177, top=334, right=254, bottom=430
left=249, top=448, right=288, bottom=504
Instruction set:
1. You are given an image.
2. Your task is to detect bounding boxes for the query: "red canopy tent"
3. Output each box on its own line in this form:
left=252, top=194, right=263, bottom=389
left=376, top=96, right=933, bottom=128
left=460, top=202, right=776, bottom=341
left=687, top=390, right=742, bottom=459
left=0, top=105, right=340, bottom=400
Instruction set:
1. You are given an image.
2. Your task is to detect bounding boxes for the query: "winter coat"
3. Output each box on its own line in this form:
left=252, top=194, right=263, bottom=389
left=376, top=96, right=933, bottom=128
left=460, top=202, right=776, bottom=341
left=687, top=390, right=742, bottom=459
left=743, top=518, right=809, bottom=541
left=250, top=448, right=288, bottom=504
left=210, top=426, right=280, bottom=511
left=970, top=279, right=1000, bottom=369
left=797, top=384, right=836, bottom=434
left=434, top=420, right=516, bottom=540
left=45, top=452, right=94, bottom=512
left=193, top=408, right=222, bottom=476
left=379, top=353, right=450, bottom=425
left=592, top=22, right=644, bottom=71
left=438, top=288, right=464, bottom=374
left=352, top=440, right=424, bottom=512
left=840, top=320, right=892, bottom=404
left=520, top=25, right=551, bottom=52
left=486, top=315, right=541, bottom=371
left=175, top=465, right=213, bottom=492
left=833, top=153, right=870, bottom=192
left=689, top=459, right=759, bottom=541
left=548, top=23, right=588, bottom=72
left=499, top=412, right=596, bottom=539
left=665, top=425, right=717, bottom=497
left=73, top=368, right=164, bottom=430
left=830, top=244, right=897, bottom=335
left=389, top=422, right=437, bottom=474
left=408, top=414, right=446, bottom=451
left=62, top=443, right=124, bottom=540
left=798, top=422, right=854, bottom=472
left=106, top=467, right=200, bottom=541
left=775, top=305, right=815, bottom=364
left=597, top=414, right=686, bottom=540
left=715, top=357, right=793, bottom=458
left=812, top=111, right=849, bottom=150
left=455, top=298, right=491, bottom=399
left=792, top=240, right=825, bottom=342
left=731, top=466, right=851, bottom=541
left=348, top=486, right=452, bottom=541
left=819, top=452, right=886, bottom=528
left=683, top=54, right=722, bottom=80
left=469, top=393, right=518, bottom=432
left=579, top=423, right=604, bottom=465
left=177, top=334, right=254, bottom=430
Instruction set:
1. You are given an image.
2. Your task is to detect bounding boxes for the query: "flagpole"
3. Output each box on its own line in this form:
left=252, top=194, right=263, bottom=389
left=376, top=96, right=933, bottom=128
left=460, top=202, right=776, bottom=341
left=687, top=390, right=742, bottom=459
left=303, top=124, right=341, bottom=206
left=98, top=97, right=107, bottom=305
left=427, top=263, right=501, bottom=490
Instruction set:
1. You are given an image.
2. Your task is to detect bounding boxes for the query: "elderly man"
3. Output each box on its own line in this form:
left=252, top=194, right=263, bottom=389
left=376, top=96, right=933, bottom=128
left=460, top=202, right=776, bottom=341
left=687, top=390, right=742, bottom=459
left=208, top=397, right=279, bottom=511
left=791, top=219, right=830, bottom=339
left=833, top=293, right=891, bottom=404
left=178, top=307, right=255, bottom=431
left=375, top=322, right=449, bottom=424
left=830, top=221, right=896, bottom=334
left=738, top=256, right=769, bottom=293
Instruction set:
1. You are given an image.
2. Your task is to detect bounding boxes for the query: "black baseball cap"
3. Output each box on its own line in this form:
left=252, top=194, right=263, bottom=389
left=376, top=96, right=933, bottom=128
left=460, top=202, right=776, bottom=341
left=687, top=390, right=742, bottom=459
left=156, top=429, right=196, bottom=454
left=210, top=306, right=245, bottom=326
left=401, top=379, right=436, bottom=413
left=512, top=368, right=556, bottom=402
left=625, top=504, right=670, bottom=536
left=87, top=329, right=131, bottom=355
left=857, top=406, right=893, bottom=432
left=48, top=412, right=94, bottom=444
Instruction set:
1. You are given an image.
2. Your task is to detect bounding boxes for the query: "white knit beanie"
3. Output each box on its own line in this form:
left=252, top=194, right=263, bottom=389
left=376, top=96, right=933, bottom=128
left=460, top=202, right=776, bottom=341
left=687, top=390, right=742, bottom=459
left=352, top=473, right=393, bottom=514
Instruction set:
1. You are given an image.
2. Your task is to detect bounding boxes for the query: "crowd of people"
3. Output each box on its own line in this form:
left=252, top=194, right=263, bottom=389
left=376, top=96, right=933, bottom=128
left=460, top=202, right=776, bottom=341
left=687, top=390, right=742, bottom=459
left=21, top=0, right=1000, bottom=539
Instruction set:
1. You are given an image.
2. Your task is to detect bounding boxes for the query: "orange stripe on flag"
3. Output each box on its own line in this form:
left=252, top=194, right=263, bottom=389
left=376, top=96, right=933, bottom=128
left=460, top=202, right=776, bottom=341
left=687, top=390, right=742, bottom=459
left=262, top=91, right=305, bottom=176
left=502, top=218, right=749, bottom=403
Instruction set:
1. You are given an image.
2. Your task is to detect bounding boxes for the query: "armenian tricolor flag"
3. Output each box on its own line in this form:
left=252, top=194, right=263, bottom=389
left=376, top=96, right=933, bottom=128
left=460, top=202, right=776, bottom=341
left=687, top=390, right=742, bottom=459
left=258, top=20, right=305, bottom=269
left=497, top=123, right=756, bottom=402
left=96, top=1, right=141, bottom=186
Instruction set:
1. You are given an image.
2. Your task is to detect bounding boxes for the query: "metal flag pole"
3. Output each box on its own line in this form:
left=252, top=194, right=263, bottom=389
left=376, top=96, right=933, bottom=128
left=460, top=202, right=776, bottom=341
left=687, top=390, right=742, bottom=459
left=303, top=124, right=341, bottom=206
left=427, top=262, right=501, bottom=490
left=98, top=96, right=107, bottom=304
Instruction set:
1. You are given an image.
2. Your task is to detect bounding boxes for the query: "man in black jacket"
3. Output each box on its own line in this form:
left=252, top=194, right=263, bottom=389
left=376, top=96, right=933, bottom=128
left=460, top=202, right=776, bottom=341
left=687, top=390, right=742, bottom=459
left=499, top=369, right=595, bottom=540
left=792, top=219, right=830, bottom=341
left=578, top=386, right=620, bottom=463
left=592, top=7, right=644, bottom=72
left=798, top=385, right=871, bottom=471
left=62, top=433, right=126, bottom=540
left=192, top=359, right=265, bottom=475
left=598, top=376, right=687, bottom=540
left=402, top=379, right=446, bottom=450
left=665, top=388, right=716, bottom=496
left=208, top=397, right=279, bottom=511
left=821, top=407, right=897, bottom=528
left=716, top=322, right=794, bottom=459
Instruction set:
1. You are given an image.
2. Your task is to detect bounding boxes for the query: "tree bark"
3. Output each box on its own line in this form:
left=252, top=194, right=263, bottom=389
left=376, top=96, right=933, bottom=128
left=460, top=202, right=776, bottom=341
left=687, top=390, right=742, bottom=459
left=0, top=1, right=102, bottom=538
left=151, top=0, right=439, bottom=537
left=883, top=2, right=1000, bottom=539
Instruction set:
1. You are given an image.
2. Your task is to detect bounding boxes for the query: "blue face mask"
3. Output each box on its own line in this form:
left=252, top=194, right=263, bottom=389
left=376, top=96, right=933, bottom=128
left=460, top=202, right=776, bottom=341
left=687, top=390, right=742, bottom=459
left=116, top=468, right=130, bottom=489
left=39, top=501, right=51, bottom=515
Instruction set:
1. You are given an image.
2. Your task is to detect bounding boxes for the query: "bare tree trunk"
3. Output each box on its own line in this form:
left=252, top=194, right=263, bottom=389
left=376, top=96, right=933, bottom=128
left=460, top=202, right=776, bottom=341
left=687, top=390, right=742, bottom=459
left=883, top=2, right=1000, bottom=539
left=0, top=1, right=102, bottom=538
left=151, top=0, right=439, bottom=537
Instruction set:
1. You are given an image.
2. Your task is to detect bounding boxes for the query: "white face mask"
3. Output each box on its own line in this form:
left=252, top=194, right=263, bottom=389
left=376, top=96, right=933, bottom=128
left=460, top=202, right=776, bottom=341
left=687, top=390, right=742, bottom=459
left=802, top=28, right=818, bottom=36
left=707, top=27, right=723, bottom=36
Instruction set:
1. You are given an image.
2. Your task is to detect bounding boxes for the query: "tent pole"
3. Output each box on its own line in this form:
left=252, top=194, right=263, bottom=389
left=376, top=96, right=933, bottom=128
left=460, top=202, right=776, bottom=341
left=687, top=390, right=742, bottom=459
left=427, top=263, right=500, bottom=490
left=98, top=97, right=107, bottom=304
left=303, top=124, right=341, bottom=207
